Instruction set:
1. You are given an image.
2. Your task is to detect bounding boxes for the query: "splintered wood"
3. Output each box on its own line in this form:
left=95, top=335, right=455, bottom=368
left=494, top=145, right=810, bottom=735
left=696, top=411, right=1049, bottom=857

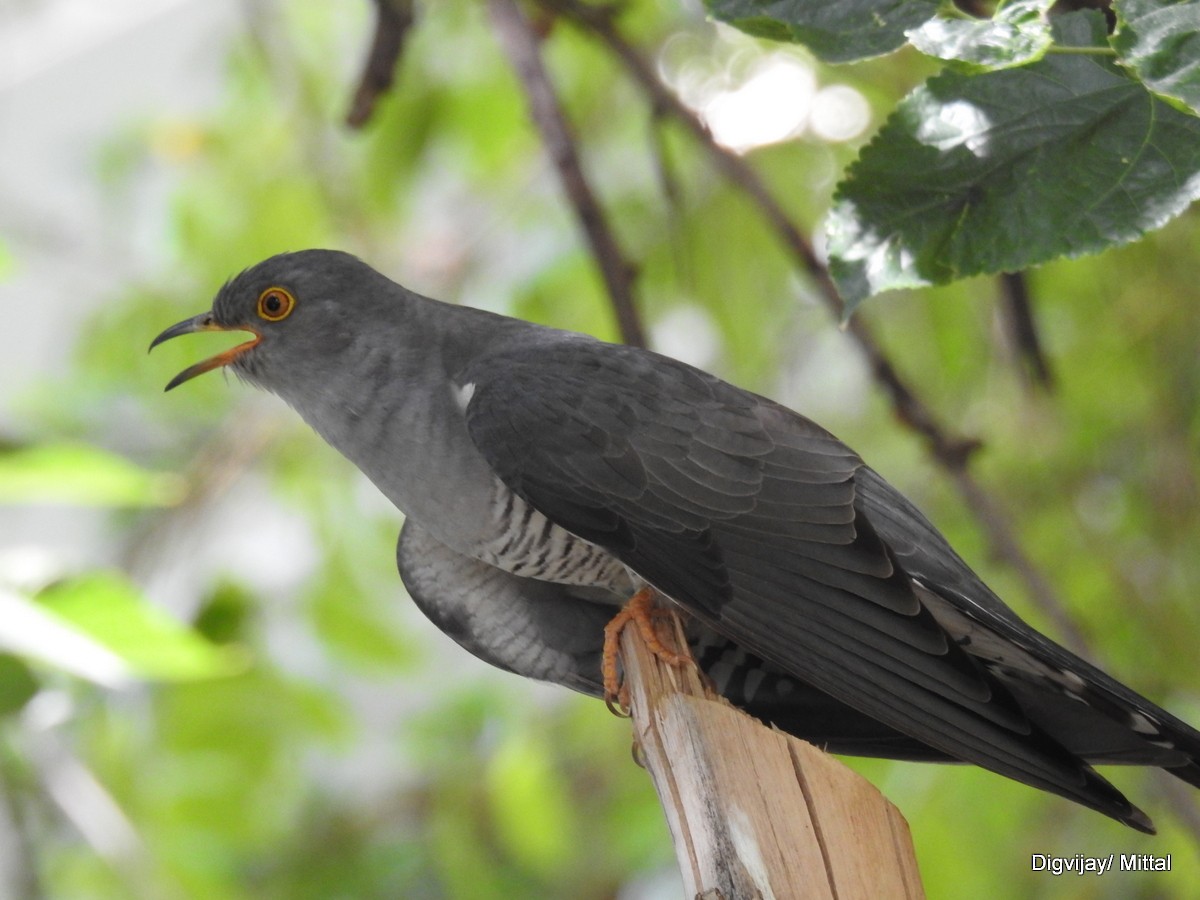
left=620, top=614, right=925, bottom=899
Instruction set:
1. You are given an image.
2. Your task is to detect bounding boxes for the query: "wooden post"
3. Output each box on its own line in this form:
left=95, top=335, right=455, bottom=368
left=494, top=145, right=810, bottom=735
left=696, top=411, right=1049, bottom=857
left=620, top=619, right=925, bottom=899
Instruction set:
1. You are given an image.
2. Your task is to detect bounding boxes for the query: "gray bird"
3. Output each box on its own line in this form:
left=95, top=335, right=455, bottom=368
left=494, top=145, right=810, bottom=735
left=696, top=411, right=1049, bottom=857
left=152, top=249, right=1200, bottom=833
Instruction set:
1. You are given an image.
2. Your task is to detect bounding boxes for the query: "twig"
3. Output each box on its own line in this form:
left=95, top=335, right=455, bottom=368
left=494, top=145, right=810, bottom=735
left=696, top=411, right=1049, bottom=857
left=487, top=0, right=647, bottom=348
left=997, top=271, right=1054, bottom=390
left=345, top=0, right=416, bottom=129
left=540, top=0, right=1092, bottom=656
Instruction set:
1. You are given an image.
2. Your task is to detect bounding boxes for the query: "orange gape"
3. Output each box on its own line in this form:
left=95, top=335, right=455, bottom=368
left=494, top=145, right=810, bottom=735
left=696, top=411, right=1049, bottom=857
left=601, top=586, right=693, bottom=712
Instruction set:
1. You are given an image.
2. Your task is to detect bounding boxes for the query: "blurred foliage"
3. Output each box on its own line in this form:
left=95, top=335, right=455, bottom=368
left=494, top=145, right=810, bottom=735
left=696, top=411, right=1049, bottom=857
left=0, top=444, right=183, bottom=507
left=37, top=572, right=248, bottom=682
left=1, top=0, right=1199, bottom=898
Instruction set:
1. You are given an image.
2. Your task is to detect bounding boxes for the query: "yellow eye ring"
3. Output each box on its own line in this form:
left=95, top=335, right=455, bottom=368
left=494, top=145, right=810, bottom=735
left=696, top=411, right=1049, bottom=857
left=257, top=286, right=295, bottom=322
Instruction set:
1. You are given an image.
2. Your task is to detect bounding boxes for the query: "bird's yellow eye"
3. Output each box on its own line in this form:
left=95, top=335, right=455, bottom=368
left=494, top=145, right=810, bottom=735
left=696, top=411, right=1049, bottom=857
left=257, top=287, right=295, bottom=322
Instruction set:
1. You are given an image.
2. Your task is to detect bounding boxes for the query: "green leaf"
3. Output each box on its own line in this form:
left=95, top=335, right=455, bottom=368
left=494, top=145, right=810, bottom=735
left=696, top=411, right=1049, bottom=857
left=0, top=442, right=185, bottom=507
left=908, top=0, right=1054, bottom=70
left=485, top=730, right=577, bottom=879
left=705, top=0, right=939, bottom=63
left=0, top=654, right=38, bottom=716
left=192, top=582, right=254, bottom=645
left=1113, top=0, right=1200, bottom=114
left=1, top=584, right=134, bottom=685
left=826, top=12, right=1200, bottom=307
left=37, top=571, right=248, bottom=681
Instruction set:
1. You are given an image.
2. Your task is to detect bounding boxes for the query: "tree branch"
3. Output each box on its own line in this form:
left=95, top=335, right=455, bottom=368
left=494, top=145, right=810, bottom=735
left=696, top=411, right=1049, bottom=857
left=345, top=0, right=416, bottom=129
left=621, top=609, right=925, bottom=898
left=488, top=0, right=648, bottom=348
left=997, top=271, right=1055, bottom=390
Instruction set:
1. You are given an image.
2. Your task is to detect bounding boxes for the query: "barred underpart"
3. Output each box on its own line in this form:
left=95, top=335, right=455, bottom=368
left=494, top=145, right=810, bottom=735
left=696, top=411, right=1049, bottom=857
left=474, top=478, right=632, bottom=593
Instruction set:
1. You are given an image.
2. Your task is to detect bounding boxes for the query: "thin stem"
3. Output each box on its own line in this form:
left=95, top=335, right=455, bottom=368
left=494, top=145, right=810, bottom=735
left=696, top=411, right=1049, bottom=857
left=345, top=0, right=416, bottom=129
left=488, top=0, right=648, bottom=348
left=997, top=271, right=1054, bottom=390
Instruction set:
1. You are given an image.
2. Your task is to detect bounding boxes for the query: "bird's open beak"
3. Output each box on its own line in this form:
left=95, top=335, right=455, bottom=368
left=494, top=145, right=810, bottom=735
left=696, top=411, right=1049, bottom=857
left=149, top=313, right=262, bottom=392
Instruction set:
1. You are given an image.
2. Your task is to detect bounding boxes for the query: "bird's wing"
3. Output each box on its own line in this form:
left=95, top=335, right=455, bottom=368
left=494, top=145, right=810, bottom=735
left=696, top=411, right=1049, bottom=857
left=459, top=338, right=1147, bottom=829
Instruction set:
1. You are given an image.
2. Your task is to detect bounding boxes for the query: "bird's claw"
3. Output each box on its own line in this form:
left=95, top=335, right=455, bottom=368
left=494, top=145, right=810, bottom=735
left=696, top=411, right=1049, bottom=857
left=605, top=691, right=632, bottom=718
left=602, top=586, right=693, bottom=716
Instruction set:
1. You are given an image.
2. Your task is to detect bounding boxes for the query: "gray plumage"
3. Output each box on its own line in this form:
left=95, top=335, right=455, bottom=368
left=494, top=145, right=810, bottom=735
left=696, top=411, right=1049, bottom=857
left=152, top=249, right=1200, bottom=833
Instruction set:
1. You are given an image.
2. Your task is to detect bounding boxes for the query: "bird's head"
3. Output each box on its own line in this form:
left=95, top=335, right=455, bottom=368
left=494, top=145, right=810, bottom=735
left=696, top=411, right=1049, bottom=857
left=150, top=250, right=374, bottom=392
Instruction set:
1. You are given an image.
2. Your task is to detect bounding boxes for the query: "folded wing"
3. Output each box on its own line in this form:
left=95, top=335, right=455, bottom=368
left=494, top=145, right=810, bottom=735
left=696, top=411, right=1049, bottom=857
left=460, top=337, right=1151, bottom=830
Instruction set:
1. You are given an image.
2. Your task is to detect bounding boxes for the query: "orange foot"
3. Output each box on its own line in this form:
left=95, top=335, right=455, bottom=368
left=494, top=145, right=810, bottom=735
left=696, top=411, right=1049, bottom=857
left=602, top=586, right=693, bottom=715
